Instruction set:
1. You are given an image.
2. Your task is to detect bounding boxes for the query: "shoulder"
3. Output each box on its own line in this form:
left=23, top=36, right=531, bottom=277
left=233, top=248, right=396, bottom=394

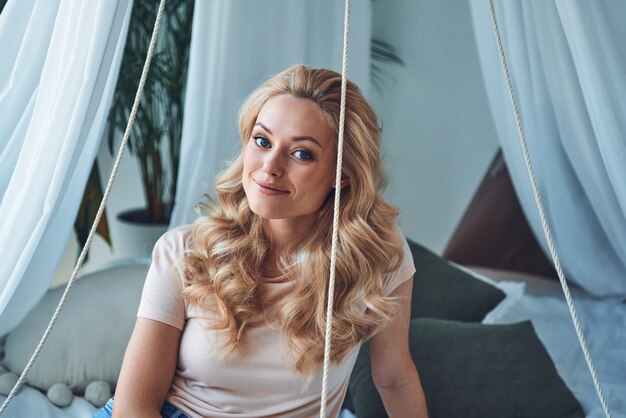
left=390, top=222, right=405, bottom=244
left=382, top=222, right=416, bottom=296
left=146, top=225, right=194, bottom=296
left=387, top=222, right=413, bottom=269
left=155, top=224, right=192, bottom=255
left=160, top=223, right=192, bottom=241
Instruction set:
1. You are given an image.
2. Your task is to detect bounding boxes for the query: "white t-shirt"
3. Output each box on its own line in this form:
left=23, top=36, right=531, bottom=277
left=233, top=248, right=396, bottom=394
left=137, top=223, right=416, bottom=418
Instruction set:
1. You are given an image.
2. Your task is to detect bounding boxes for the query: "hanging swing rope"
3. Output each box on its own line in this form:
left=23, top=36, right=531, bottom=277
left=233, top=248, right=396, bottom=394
left=319, top=0, right=350, bottom=416
left=0, top=0, right=167, bottom=415
left=486, top=1, right=611, bottom=417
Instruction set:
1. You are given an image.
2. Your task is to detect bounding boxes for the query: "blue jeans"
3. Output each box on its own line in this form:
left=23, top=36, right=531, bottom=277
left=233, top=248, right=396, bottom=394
left=92, top=396, right=189, bottom=418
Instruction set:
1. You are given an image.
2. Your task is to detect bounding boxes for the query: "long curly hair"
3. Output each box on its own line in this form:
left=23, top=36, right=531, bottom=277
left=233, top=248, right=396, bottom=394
left=180, top=64, right=404, bottom=379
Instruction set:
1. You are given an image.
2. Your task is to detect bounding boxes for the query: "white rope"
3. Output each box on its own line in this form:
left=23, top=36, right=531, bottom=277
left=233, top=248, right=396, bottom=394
left=486, top=1, right=611, bottom=417
left=0, top=0, right=167, bottom=414
left=319, top=0, right=350, bottom=416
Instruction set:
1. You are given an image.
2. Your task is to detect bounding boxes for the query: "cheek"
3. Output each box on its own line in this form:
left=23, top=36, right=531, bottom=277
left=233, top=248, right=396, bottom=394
left=241, top=150, right=255, bottom=191
left=242, top=145, right=258, bottom=173
left=299, top=169, right=335, bottom=197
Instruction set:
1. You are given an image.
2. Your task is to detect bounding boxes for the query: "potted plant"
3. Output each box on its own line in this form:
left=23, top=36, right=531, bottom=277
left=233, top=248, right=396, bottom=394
left=74, top=161, right=112, bottom=262
left=106, top=0, right=194, bottom=257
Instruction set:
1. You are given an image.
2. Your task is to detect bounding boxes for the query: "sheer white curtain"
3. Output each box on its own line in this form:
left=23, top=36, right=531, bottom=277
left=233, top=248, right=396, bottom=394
left=470, top=0, right=626, bottom=297
left=0, top=0, right=133, bottom=336
left=170, top=0, right=371, bottom=227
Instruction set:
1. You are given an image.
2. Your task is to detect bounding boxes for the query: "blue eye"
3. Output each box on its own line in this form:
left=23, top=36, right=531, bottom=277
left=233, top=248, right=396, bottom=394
left=294, top=150, right=314, bottom=160
left=254, top=136, right=270, bottom=148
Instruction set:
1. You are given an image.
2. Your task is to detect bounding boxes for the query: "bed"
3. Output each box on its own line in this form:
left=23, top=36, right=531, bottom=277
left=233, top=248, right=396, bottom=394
left=470, top=266, right=626, bottom=418
left=1, top=245, right=624, bottom=418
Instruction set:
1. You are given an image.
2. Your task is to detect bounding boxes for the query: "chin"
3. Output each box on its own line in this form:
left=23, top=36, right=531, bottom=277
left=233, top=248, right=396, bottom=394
left=247, top=199, right=284, bottom=219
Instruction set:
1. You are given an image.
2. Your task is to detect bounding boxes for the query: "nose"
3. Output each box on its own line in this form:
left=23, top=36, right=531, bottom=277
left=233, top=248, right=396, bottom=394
left=262, top=151, right=284, bottom=177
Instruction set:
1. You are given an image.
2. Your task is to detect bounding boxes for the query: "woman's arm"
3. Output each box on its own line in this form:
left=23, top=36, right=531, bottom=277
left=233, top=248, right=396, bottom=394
left=111, top=317, right=182, bottom=418
left=369, top=277, right=429, bottom=418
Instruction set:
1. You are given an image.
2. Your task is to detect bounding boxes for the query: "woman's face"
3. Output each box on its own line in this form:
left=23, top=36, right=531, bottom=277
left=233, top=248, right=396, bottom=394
left=242, top=94, right=337, bottom=228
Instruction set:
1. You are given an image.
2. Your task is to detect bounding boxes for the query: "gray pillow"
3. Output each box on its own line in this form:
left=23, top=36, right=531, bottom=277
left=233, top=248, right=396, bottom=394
left=2, top=261, right=148, bottom=395
left=407, top=238, right=506, bottom=321
left=349, top=318, right=585, bottom=418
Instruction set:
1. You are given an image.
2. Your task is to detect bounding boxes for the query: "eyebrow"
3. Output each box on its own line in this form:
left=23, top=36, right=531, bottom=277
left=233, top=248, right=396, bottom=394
left=254, top=122, right=325, bottom=150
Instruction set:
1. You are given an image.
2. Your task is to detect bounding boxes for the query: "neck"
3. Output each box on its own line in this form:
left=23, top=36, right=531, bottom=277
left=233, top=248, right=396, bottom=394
left=259, top=214, right=317, bottom=279
left=262, top=215, right=316, bottom=249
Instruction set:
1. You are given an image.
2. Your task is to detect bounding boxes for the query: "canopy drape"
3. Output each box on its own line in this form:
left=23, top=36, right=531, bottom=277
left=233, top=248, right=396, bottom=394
left=470, top=0, right=626, bottom=297
left=0, top=0, right=133, bottom=336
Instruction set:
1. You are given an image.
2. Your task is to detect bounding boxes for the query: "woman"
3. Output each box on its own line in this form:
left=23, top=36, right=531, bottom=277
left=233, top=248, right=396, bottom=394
left=95, top=64, right=428, bottom=418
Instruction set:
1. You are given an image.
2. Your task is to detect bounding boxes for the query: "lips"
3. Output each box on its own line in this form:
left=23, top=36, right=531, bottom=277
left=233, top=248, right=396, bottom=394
left=254, top=180, right=289, bottom=193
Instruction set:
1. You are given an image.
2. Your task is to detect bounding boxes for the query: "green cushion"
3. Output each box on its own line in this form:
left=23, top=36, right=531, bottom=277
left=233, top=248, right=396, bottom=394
left=342, top=239, right=508, bottom=413
left=349, top=318, right=585, bottom=418
left=407, top=239, right=506, bottom=321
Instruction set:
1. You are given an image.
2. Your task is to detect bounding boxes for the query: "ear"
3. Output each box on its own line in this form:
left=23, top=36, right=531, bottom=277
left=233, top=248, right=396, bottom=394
left=332, top=176, right=350, bottom=189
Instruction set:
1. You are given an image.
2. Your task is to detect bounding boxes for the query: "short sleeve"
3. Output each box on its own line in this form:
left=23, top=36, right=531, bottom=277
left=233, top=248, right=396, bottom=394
left=382, top=224, right=416, bottom=296
left=136, top=226, right=189, bottom=331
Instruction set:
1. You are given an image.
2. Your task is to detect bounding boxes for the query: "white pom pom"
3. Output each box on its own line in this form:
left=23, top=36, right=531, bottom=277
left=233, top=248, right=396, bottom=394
left=47, top=383, right=73, bottom=407
left=85, top=381, right=112, bottom=407
left=0, top=372, right=18, bottom=396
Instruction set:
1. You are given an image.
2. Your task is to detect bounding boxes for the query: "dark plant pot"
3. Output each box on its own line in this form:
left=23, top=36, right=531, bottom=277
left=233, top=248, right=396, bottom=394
left=112, top=208, right=169, bottom=259
left=117, top=208, right=170, bottom=225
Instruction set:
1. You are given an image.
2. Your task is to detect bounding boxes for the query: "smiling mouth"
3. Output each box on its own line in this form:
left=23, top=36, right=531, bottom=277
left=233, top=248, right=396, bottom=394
left=254, top=180, right=289, bottom=194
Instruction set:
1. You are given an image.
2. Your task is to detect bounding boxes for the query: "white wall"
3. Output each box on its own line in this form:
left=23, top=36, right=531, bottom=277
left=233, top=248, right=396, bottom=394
left=52, top=0, right=500, bottom=287
left=370, top=0, right=499, bottom=253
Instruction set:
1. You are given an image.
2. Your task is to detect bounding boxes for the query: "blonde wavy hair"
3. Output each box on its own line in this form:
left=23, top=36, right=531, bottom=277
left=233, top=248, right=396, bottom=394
left=180, top=64, right=404, bottom=379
